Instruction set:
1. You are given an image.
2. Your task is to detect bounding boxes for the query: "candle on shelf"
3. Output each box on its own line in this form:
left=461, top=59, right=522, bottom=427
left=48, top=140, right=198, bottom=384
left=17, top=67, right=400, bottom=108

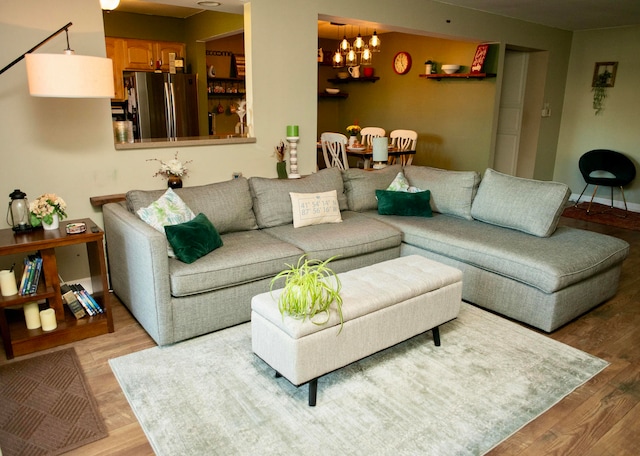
left=24, top=302, right=41, bottom=330
left=0, top=269, right=18, bottom=296
left=286, top=125, right=299, bottom=137
left=372, top=137, right=389, bottom=169
left=40, top=308, right=57, bottom=332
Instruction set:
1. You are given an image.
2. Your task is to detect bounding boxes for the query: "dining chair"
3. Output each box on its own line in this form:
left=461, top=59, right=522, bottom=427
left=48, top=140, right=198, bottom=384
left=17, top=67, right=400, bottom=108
left=389, top=129, right=418, bottom=165
left=320, top=132, right=349, bottom=170
left=360, top=127, right=386, bottom=148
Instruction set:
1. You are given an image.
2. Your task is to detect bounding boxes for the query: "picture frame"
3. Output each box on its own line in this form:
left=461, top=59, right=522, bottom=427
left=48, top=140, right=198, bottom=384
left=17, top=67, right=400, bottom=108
left=592, top=61, right=618, bottom=87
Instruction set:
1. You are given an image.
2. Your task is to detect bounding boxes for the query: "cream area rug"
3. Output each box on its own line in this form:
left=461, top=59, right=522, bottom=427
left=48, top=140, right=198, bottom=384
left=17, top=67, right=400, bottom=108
left=109, top=303, right=608, bottom=455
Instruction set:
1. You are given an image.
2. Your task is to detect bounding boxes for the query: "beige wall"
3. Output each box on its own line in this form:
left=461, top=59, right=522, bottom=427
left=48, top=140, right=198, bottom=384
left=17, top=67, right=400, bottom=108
left=1, top=0, right=581, bottom=279
left=554, top=25, right=640, bottom=209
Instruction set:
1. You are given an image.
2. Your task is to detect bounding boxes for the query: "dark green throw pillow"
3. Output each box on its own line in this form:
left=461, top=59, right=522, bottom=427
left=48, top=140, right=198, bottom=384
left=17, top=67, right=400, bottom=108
left=376, top=190, right=433, bottom=217
left=164, top=213, right=223, bottom=264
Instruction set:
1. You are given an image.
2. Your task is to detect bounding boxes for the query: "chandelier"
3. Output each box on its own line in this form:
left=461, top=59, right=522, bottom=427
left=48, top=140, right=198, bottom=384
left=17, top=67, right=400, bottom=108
left=332, top=24, right=381, bottom=68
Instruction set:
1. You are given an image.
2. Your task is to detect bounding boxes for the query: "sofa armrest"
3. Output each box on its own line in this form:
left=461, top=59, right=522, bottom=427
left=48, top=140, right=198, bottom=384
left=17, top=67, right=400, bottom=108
left=103, top=202, right=174, bottom=345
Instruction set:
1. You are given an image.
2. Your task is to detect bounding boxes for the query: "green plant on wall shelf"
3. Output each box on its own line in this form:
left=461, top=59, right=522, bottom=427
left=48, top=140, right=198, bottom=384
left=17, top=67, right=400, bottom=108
left=591, top=61, right=618, bottom=115
left=592, top=71, right=611, bottom=115
left=270, top=255, right=344, bottom=332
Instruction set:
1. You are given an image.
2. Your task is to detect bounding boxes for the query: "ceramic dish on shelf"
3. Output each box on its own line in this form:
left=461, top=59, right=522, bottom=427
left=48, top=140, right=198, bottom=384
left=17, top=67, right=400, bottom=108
left=348, top=146, right=366, bottom=151
left=441, top=64, right=461, bottom=74
left=325, top=88, right=340, bottom=94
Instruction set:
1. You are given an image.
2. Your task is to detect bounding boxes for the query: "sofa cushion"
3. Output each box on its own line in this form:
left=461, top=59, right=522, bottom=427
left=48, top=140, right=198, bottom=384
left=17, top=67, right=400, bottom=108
left=127, top=177, right=258, bottom=235
left=471, top=168, right=570, bottom=237
left=376, top=190, right=433, bottom=217
left=249, top=168, right=347, bottom=229
left=164, top=213, right=223, bottom=264
left=342, top=164, right=403, bottom=211
left=168, top=230, right=304, bottom=297
left=403, top=166, right=480, bottom=220
left=290, top=190, right=342, bottom=228
left=364, top=211, right=629, bottom=294
left=263, top=211, right=401, bottom=262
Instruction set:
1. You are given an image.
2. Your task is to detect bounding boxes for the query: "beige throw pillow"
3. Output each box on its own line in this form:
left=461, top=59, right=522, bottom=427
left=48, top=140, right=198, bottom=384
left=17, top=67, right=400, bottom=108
left=290, top=190, right=342, bottom=228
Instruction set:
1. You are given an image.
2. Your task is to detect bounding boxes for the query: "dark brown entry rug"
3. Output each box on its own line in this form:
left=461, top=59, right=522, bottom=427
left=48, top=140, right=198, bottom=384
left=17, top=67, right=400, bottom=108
left=562, top=202, right=640, bottom=231
left=0, top=348, right=107, bottom=456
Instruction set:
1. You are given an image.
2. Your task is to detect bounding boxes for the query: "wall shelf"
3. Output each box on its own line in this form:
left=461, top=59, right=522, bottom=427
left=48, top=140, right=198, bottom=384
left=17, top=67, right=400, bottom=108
left=318, top=92, right=348, bottom=99
left=328, top=76, right=380, bottom=84
left=420, top=73, right=496, bottom=81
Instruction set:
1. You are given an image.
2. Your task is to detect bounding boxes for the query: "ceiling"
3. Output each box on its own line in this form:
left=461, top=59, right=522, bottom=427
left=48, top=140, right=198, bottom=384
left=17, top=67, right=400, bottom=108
left=113, top=0, right=640, bottom=32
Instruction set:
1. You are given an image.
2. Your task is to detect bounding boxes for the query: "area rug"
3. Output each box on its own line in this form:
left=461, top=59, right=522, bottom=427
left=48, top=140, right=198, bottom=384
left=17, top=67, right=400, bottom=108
left=109, top=303, right=608, bottom=455
left=562, top=202, right=640, bottom=231
left=0, top=348, right=107, bottom=456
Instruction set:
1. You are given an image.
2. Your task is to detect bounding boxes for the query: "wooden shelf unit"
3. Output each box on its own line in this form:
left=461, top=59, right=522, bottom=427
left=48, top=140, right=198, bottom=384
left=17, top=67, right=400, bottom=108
left=0, top=218, right=113, bottom=359
left=327, top=76, right=380, bottom=84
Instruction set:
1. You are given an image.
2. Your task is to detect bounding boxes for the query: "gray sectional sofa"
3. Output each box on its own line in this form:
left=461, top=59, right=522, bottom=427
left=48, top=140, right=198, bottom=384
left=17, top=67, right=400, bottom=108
left=103, top=165, right=629, bottom=346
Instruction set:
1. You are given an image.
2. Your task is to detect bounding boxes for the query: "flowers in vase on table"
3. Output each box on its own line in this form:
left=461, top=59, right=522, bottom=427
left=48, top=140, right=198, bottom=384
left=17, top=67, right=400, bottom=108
left=346, top=124, right=361, bottom=136
left=147, top=151, right=193, bottom=179
left=29, top=193, right=67, bottom=226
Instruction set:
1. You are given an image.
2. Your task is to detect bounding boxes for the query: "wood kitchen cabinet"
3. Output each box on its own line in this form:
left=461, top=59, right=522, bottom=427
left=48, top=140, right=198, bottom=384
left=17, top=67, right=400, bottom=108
left=105, top=37, right=186, bottom=101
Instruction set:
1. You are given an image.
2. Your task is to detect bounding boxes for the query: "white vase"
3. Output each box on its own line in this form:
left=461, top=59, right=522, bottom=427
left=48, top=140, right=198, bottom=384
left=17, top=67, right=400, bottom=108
left=42, top=213, right=59, bottom=231
left=349, top=135, right=357, bottom=147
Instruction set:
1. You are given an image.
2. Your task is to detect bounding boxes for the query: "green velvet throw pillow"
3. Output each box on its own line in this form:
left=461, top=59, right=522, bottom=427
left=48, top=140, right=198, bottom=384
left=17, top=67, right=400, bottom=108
left=376, top=190, right=433, bottom=217
left=164, top=213, right=223, bottom=264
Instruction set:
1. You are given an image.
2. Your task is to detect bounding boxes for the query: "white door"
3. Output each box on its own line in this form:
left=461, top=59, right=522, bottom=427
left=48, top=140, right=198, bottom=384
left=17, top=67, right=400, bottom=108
left=494, top=51, right=528, bottom=175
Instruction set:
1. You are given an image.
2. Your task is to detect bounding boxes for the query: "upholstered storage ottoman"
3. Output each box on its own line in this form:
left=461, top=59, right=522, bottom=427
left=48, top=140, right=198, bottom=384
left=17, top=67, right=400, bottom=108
left=251, top=255, right=463, bottom=405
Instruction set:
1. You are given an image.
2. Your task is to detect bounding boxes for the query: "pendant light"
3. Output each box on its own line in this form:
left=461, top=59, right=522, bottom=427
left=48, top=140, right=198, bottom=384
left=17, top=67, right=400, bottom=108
left=369, top=30, right=381, bottom=52
left=361, top=45, right=372, bottom=65
left=346, top=48, right=357, bottom=67
left=332, top=24, right=344, bottom=68
left=340, top=25, right=350, bottom=55
left=353, top=29, right=365, bottom=54
left=100, top=0, right=120, bottom=10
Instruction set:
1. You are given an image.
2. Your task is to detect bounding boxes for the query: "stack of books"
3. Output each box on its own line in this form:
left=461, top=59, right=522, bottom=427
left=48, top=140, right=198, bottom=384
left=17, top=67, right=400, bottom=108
left=61, top=283, right=104, bottom=319
left=19, top=254, right=43, bottom=295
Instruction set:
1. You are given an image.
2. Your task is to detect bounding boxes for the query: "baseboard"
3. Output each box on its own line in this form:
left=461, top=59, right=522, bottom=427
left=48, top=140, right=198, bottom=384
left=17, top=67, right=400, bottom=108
left=569, top=193, right=640, bottom=213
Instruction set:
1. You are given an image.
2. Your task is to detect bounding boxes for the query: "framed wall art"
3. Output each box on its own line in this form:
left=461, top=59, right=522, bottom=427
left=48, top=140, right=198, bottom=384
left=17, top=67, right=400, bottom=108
left=592, top=61, right=618, bottom=87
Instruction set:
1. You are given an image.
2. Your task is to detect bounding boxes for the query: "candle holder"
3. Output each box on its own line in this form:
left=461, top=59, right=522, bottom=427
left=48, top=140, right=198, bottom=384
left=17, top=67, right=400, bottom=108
left=286, top=136, right=301, bottom=178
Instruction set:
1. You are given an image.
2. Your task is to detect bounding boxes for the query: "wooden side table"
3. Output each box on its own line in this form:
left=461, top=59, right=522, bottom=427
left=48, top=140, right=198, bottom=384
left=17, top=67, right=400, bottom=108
left=0, top=218, right=114, bottom=359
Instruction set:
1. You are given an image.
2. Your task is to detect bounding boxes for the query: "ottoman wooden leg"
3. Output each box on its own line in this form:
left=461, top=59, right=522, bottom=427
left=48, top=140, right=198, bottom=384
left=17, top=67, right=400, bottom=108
left=432, top=326, right=441, bottom=346
left=308, top=378, right=318, bottom=406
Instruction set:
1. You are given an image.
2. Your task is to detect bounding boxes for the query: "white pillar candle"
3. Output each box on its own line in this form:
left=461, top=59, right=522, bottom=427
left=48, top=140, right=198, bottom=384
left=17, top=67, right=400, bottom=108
left=40, top=308, right=57, bottom=332
left=24, top=302, right=41, bottom=330
left=372, top=137, right=389, bottom=168
left=0, top=269, right=19, bottom=296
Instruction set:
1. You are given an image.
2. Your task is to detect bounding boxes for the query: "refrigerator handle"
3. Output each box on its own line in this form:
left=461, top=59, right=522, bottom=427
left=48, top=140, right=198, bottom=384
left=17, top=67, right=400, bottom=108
left=169, top=81, right=177, bottom=139
left=163, top=81, right=173, bottom=139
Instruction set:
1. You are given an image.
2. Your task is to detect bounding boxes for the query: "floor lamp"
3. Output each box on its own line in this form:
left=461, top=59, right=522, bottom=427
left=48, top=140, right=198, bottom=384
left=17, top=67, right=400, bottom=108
left=0, top=22, right=114, bottom=98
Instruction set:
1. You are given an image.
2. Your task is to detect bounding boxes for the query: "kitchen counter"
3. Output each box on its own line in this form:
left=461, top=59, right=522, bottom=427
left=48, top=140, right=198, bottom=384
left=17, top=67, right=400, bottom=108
left=114, top=135, right=256, bottom=150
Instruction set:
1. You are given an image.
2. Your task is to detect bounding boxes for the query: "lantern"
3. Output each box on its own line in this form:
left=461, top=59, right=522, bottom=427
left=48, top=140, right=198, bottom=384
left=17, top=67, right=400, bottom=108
left=7, top=189, right=33, bottom=232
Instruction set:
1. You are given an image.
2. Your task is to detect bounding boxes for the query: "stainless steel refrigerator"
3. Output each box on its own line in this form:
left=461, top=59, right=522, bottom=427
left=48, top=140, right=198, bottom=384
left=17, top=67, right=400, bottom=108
left=125, top=71, right=199, bottom=139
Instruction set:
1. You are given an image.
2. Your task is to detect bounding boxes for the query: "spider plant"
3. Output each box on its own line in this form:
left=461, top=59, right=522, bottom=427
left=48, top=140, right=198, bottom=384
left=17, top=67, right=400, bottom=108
left=270, top=255, right=343, bottom=332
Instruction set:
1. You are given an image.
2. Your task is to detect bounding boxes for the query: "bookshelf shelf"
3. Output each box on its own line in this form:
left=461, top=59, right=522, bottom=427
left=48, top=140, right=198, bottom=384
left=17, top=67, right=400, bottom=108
left=0, top=218, right=113, bottom=359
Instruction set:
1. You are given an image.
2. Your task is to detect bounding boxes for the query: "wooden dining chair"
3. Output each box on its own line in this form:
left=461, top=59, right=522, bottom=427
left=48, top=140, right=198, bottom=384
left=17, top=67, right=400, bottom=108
left=360, top=127, right=386, bottom=148
left=321, top=132, right=349, bottom=170
left=389, top=129, right=418, bottom=165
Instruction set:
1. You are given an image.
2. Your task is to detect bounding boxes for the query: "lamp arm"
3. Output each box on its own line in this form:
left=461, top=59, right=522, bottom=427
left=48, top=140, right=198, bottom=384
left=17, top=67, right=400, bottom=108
left=0, top=22, right=73, bottom=76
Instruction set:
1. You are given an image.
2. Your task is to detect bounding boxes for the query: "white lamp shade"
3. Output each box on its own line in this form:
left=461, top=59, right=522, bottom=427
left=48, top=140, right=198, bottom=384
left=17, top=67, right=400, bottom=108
left=25, top=53, right=114, bottom=98
left=100, top=0, right=120, bottom=10
left=372, top=137, right=389, bottom=162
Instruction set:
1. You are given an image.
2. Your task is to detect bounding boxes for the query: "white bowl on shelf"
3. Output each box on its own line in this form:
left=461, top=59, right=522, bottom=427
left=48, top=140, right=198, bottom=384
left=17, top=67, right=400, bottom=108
left=441, top=64, right=461, bottom=74
left=325, top=88, right=340, bottom=94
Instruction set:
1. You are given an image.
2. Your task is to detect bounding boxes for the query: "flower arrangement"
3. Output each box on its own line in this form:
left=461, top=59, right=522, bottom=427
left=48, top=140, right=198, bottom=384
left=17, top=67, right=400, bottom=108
left=346, top=124, right=361, bottom=136
left=274, top=140, right=287, bottom=162
left=29, top=193, right=67, bottom=226
left=147, top=151, right=193, bottom=178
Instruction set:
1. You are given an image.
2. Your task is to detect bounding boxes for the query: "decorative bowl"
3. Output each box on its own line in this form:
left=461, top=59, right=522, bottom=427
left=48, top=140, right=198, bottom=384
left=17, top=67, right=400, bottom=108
left=325, top=88, right=340, bottom=94
left=441, top=64, right=461, bottom=74
left=337, top=72, right=349, bottom=79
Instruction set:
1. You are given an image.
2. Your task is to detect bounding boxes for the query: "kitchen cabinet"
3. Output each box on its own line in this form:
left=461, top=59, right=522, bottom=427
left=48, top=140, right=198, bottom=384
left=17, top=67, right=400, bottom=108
left=0, top=219, right=113, bottom=359
left=106, top=37, right=186, bottom=101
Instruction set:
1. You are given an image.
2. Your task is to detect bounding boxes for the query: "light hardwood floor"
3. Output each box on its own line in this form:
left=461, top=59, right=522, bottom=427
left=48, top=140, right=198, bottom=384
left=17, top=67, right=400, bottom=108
left=1, top=216, right=638, bottom=455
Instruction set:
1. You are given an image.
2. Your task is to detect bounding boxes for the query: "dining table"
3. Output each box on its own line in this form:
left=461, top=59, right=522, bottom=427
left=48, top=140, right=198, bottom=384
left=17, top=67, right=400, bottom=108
left=345, top=146, right=416, bottom=169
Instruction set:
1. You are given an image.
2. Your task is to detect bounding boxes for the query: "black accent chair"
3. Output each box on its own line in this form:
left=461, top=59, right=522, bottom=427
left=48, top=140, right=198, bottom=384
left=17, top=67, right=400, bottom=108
left=574, top=149, right=636, bottom=214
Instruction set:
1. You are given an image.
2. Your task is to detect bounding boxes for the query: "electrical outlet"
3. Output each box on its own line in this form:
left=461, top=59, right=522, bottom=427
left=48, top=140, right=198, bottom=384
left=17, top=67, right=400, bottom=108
left=232, top=172, right=242, bottom=179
